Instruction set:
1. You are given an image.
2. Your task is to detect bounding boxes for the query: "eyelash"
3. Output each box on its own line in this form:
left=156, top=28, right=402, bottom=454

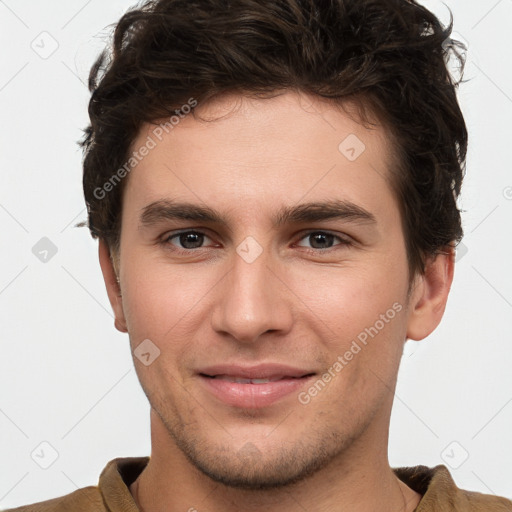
left=159, top=229, right=353, bottom=255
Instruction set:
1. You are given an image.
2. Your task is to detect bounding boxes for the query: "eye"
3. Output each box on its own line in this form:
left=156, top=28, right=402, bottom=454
left=162, top=230, right=214, bottom=252
left=159, top=229, right=353, bottom=255
left=295, top=231, right=352, bottom=251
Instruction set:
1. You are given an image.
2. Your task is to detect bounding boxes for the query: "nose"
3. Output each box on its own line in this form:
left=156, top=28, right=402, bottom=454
left=210, top=244, right=293, bottom=344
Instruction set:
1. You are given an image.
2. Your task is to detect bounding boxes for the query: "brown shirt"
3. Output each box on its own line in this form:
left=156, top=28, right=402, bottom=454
left=5, top=457, right=512, bottom=511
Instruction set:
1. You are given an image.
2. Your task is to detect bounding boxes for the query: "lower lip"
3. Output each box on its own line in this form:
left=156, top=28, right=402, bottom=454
left=198, top=375, right=314, bottom=409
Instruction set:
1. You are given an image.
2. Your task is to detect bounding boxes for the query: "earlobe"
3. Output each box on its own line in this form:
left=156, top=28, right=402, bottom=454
left=98, top=239, right=128, bottom=333
left=405, top=248, right=455, bottom=341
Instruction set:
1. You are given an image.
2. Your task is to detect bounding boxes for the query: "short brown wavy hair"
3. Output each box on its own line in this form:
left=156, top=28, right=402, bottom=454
left=80, top=0, right=467, bottom=284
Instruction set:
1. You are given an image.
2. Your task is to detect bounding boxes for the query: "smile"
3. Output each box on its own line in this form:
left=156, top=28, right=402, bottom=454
left=197, top=364, right=315, bottom=408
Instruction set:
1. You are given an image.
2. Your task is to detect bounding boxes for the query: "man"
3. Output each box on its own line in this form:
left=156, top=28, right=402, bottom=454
left=7, top=0, right=512, bottom=510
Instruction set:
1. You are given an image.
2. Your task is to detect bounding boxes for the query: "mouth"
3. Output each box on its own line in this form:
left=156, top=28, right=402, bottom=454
left=197, top=364, right=316, bottom=408
left=200, top=374, right=313, bottom=384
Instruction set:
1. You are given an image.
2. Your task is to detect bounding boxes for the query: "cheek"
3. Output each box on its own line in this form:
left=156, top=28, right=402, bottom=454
left=120, top=257, right=215, bottom=343
left=290, top=264, right=409, bottom=398
left=291, top=262, right=406, bottom=337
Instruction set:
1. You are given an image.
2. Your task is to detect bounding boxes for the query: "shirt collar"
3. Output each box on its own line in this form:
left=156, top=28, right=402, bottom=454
left=98, top=457, right=465, bottom=511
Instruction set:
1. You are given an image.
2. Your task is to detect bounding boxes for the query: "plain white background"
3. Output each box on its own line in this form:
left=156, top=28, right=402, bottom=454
left=1, top=0, right=511, bottom=507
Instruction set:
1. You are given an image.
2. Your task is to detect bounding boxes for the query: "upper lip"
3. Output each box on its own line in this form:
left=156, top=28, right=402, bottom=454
left=198, top=363, right=315, bottom=379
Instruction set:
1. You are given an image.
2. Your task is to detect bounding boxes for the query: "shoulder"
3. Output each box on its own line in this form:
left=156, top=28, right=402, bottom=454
left=2, top=486, right=105, bottom=512
left=458, top=488, right=512, bottom=511
left=2, top=456, right=148, bottom=512
left=430, top=465, right=512, bottom=511
left=394, top=464, right=512, bottom=511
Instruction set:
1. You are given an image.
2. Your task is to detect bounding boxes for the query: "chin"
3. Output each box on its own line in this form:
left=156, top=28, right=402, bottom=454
left=184, top=444, right=332, bottom=490
left=165, top=418, right=356, bottom=491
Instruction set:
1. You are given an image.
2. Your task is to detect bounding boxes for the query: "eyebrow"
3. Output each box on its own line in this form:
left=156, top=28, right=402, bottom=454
left=139, top=198, right=377, bottom=229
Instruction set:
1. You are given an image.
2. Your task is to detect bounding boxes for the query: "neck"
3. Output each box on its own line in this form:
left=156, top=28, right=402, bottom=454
left=130, top=411, right=422, bottom=512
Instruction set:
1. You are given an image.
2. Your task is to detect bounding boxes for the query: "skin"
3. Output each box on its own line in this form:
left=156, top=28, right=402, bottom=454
left=99, top=90, right=454, bottom=512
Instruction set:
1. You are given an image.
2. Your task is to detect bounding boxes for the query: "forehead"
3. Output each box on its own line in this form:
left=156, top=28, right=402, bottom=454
left=122, top=90, right=399, bottom=230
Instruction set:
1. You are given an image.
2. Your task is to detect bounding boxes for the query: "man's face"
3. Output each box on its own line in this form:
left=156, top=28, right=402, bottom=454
left=108, top=91, right=430, bottom=488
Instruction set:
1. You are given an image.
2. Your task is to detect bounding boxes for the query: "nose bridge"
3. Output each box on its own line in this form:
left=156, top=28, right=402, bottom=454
left=211, top=240, right=292, bottom=343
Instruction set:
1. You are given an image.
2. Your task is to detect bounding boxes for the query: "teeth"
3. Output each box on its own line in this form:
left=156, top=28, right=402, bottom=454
left=214, top=375, right=283, bottom=383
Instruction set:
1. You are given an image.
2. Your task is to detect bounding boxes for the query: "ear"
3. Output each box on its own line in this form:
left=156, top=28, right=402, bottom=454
left=406, top=247, right=455, bottom=341
left=98, top=239, right=128, bottom=333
